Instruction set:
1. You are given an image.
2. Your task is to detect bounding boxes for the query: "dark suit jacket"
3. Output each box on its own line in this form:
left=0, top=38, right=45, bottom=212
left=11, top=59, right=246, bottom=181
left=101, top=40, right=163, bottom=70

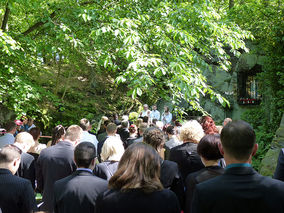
left=54, top=169, right=108, bottom=213
left=192, top=166, right=284, bottom=213
left=185, top=166, right=224, bottom=213
left=94, top=161, right=119, bottom=180
left=96, top=188, right=181, bottom=213
left=160, top=158, right=185, bottom=209
left=16, top=152, right=36, bottom=189
left=36, top=141, right=77, bottom=212
left=170, top=142, right=204, bottom=181
left=274, top=148, right=284, bottom=181
left=97, top=136, right=108, bottom=163
left=127, top=136, right=143, bottom=148
left=117, top=128, right=130, bottom=147
left=0, top=168, right=37, bottom=213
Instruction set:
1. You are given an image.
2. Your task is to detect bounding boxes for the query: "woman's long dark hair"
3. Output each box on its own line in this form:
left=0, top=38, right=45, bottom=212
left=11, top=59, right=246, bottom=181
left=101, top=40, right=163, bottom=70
left=109, top=143, right=163, bottom=193
left=51, top=125, right=66, bottom=146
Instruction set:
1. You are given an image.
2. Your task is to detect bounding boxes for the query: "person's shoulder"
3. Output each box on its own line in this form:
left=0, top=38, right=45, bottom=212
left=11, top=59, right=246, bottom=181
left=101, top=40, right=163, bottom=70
left=261, top=175, right=284, bottom=190
left=38, top=145, right=53, bottom=157
left=186, top=169, right=204, bottom=183
left=92, top=174, right=108, bottom=185
left=22, top=151, right=34, bottom=160
left=170, top=143, right=186, bottom=152
left=9, top=174, right=33, bottom=187
left=98, top=189, right=118, bottom=200
left=195, top=173, right=223, bottom=190
left=162, top=160, right=179, bottom=171
left=156, top=188, right=179, bottom=200
left=55, top=173, right=73, bottom=186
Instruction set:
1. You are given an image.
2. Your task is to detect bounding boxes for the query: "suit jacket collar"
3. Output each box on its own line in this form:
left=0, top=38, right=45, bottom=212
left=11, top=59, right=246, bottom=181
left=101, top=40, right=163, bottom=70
left=0, top=168, right=12, bottom=175
left=181, top=142, right=196, bottom=147
left=57, top=140, right=74, bottom=147
left=224, top=166, right=257, bottom=176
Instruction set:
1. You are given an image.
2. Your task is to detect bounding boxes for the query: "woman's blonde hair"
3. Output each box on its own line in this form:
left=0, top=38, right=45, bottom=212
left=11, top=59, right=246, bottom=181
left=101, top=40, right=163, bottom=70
left=109, top=143, right=163, bottom=193
left=180, top=120, right=204, bottom=143
left=100, top=137, right=124, bottom=162
left=15, top=132, right=35, bottom=147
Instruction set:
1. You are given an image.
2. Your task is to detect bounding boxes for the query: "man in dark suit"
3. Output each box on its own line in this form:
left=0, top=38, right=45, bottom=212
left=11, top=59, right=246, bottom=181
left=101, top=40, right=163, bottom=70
left=127, top=122, right=148, bottom=147
left=54, top=142, right=108, bottom=213
left=192, top=120, right=284, bottom=213
left=0, top=145, right=37, bottom=213
left=117, top=120, right=130, bottom=147
left=143, top=127, right=184, bottom=209
left=36, top=125, right=82, bottom=212
left=97, top=123, right=117, bottom=162
left=13, top=132, right=36, bottom=189
left=274, top=149, right=284, bottom=181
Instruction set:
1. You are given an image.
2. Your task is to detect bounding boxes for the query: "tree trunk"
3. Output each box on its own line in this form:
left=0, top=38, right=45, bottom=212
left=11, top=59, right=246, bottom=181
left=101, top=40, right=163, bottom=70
left=1, top=2, right=10, bottom=31
left=61, top=68, right=72, bottom=101
left=262, top=0, right=269, bottom=7
left=229, top=0, right=234, bottom=9
left=54, top=55, right=62, bottom=95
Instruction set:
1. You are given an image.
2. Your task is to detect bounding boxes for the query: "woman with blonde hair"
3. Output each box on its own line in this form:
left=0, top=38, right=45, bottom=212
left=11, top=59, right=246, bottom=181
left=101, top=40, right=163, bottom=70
left=96, top=143, right=180, bottom=213
left=94, top=136, right=124, bottom=180
left=169, top=120, right=205, bottom=181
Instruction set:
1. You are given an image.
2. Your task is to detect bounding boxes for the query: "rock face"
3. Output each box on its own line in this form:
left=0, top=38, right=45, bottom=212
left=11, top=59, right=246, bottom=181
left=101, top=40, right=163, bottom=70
left=259, top=114, right=284, bottom=176
left=200, top=50, right=265, bottom=123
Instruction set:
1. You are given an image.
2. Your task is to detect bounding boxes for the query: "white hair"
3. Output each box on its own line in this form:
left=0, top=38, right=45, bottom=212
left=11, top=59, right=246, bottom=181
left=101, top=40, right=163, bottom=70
left=180, top=120, right=204, bottom=143
left=122, top=115, right=129, bottom=121
left=101, top=136, right=125, bottom=162
left=156, top=121, right=164, bottom=130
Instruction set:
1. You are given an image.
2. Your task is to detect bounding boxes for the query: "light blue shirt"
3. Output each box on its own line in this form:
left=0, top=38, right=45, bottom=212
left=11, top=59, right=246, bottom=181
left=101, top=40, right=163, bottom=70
left=76, top=168, right=93, bottom=173
left=162, top=112, right=172, bottom=124
left=0, top=133, right=15, bottom=148
left=151, top=110, right=160, bottom=120
left=80, top=131, right=98, bottom=152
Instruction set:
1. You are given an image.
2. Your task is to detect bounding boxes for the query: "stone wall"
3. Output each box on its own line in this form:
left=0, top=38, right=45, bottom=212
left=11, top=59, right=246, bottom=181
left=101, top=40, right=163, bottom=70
left=259, top=114, right=284, bottom=176
left=200, top=48, right=266, bottom=123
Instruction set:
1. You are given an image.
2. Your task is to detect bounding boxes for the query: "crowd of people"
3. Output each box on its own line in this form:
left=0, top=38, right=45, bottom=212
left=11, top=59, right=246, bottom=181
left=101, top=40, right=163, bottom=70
left=0, top=105, right=284, bottom=213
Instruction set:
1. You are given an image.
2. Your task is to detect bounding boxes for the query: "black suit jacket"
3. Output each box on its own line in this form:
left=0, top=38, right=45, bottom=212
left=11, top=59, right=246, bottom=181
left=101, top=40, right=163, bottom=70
left=170, top=142, right=204, bottom=181
left=274, top=148, right=284, bottom=181
left=36, top=141, right=77, bottom=212
left=160, top=159, right=185, bottom=209
left=97, top=136, right=108, bottom=163
left=185, top=166, right=224, bottom=213
left=94, top=161, right=119, bottom=180
left=54, top=169, right=108, bottom=213
left=0, top=168, right=37, bottom=213
left=192, top=166, right=284, bottom=213
left=117, top=128, right=130, bottom=145
left=127, top=136, right=143, bottom=148
left=16, top=152, right=36, bottom=189
left=96, top=188, right=180, bottom=213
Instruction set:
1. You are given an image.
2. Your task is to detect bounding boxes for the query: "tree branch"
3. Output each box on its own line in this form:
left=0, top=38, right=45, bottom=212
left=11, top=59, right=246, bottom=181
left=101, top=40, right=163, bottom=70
left=229, top=0, right=234, bottom=9
left=80, top=0, right=96, bottom=5
left=22, top=11, right=58, bottom=36
left=21, top=0, right=97, bottom=36
left=1, top=2, right=10, bottom=31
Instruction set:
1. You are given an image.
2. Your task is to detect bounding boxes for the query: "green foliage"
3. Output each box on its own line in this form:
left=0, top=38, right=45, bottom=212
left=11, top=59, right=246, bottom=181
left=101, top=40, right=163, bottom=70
left=88, top=0, right=251, bottom=113
left=0, top=0, right=254, bottom=131
left=241, top=108, right=274, bottom=171
left=230, top=0, right=284, bottom=170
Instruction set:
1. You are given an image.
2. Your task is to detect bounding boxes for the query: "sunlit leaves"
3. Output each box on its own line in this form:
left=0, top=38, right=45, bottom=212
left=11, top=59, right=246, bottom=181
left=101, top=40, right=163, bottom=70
left=84, top=0, right=251, bottom=112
